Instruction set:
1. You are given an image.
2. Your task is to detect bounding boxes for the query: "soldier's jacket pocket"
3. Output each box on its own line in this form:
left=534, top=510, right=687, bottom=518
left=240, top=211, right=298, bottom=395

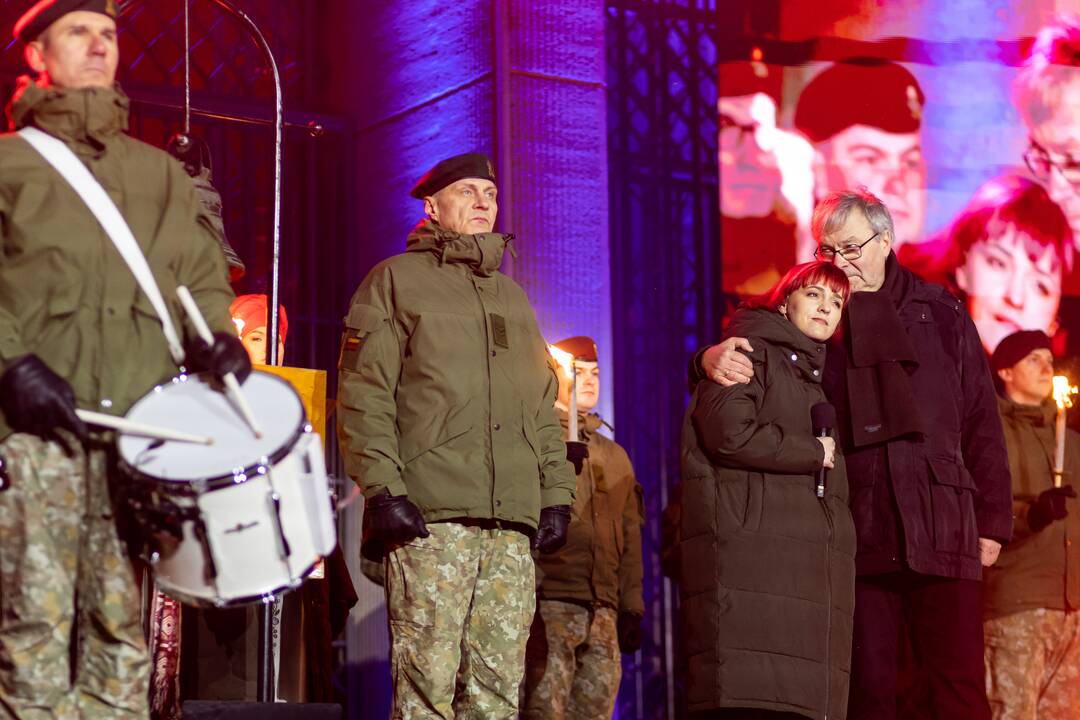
left=339, top=304, right=388, bottom=370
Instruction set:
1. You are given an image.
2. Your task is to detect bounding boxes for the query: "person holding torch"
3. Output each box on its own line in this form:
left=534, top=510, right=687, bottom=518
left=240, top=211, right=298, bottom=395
left=522, top=336, right=645, bottom=720
left=984, top=329, right=1080, bottom=718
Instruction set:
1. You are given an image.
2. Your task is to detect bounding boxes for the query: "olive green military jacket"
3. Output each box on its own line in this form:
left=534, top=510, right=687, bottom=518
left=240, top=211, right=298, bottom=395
left=535, top=410, right=645, bottom=615
left=336, top=220, right=575, bottom=528
left=0, top=80, right=235, bottom=439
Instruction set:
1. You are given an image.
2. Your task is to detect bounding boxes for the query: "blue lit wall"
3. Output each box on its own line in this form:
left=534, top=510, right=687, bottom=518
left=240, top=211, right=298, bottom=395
left=338, top=3, right=612, bottom=718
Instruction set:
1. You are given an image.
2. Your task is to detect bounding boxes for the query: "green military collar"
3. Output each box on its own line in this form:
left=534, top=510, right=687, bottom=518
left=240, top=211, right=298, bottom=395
left=9, top=77, right=129, bottom=150
left=406, top=219, right=512, bottom=277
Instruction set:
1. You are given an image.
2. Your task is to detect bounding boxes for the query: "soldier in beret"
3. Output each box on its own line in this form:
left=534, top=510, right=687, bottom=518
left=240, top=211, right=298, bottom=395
left=336, top=152, right=576, bottom=718
left=795, top=58, right=928, bottom=253
left=522, top=336, right=644, bottom=720
left=983, top=330, right=1080, bottom=719
left=719, top=51, right=816, bottom=296
left=0, top=0, right=244, bottom=716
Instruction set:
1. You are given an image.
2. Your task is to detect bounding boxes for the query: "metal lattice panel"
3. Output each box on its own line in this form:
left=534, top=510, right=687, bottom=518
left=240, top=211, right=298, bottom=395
left=607, top=1, right=717, bottom=717
left=0, top=0, right=313, bottom=103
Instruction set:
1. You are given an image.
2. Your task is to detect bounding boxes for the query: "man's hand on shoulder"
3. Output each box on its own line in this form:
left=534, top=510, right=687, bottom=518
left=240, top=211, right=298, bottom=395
left=701, top=337, right=755, bottom=386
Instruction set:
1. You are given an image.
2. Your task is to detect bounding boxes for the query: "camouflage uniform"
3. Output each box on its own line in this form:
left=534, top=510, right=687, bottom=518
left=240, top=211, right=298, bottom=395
left=521, top=600, right=620, bottom=720
left=984, top=609, right=1080, bottom=720
left=983, top=397, right=1080, bottom=720
left=523, top=410, right=643, bottom=719
left=0, top=433, right=149, bottom=719
left=384, top=522, right=535, bottom=719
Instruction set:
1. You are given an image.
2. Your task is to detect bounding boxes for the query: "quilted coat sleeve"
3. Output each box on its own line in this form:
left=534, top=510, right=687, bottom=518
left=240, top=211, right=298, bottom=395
left=692, top=349, right=825, bottom=474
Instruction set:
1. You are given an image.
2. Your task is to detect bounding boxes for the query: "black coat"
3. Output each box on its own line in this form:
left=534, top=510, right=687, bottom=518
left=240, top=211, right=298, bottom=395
left=680, top=307, right=856, bottom=719
left=823, top=261, right=1012, bottom=581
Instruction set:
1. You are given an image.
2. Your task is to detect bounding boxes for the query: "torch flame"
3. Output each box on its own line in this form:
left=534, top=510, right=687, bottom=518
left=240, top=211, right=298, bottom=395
left=547, top=344, right=575, bottom=380
left=1053, top=375, right=1077, bottom=410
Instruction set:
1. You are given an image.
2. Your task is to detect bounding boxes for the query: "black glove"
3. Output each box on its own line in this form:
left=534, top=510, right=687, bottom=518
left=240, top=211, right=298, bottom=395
left=532, top=505, right=572, bottom=554
left=566, top=441, right=589, bottom=474
left=617, top=611, right=642, bottom=653
left=185, top=331, right=252, bottom=383
left=365, top=489, right=430, bottom=547
left=0, top=354, right=87, bottom=451
left=1028, top=485, right=1077, bottom=532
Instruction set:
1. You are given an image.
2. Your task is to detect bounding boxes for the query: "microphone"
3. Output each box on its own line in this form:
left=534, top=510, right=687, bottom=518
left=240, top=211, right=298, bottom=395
left=811, top=402, right=836, bottom=498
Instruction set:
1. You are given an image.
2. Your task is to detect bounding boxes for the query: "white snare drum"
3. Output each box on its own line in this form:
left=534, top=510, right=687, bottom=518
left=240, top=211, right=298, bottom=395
left=119, top=370, right=337, bottom=607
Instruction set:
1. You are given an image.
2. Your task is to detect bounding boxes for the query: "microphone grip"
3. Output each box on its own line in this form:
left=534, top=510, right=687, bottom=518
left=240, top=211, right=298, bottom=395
left=816, top=428, right=829, bottom=499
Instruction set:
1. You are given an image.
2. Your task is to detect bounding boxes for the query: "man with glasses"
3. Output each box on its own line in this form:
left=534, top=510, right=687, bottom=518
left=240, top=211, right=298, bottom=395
left=795, top=59, right=928, bottom=254
left=1016, top=16, right=1080, bottom=250
left=695, top=188, right=1012, bottom=719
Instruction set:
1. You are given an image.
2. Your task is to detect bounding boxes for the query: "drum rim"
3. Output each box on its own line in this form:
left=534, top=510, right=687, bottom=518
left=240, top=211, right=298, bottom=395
left=151, top=558, right=323, bottom=608
left=119, top=370, right=310, bottom=491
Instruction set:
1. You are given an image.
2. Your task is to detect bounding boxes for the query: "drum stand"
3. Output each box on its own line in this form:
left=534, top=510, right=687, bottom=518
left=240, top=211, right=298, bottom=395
left=120, top=0, right=288, bottom=704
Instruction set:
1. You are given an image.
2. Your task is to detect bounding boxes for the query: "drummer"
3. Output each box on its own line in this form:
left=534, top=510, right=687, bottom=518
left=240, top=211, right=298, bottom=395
left=0, top=1, right=246, bottom=716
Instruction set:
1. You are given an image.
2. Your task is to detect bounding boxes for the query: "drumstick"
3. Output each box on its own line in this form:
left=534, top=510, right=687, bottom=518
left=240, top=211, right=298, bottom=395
left=76, top=409, right=213, bottom=445
left=175, top=286, right=264, bottom=439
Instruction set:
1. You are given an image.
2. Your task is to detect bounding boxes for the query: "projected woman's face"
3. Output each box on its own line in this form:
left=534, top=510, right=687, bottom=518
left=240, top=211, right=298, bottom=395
left=956, top=226, right=1062, bottom=354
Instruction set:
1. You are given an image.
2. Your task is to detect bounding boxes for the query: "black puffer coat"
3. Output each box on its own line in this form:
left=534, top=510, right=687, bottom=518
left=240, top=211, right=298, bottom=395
left=680, top=306, right=856, bottom=719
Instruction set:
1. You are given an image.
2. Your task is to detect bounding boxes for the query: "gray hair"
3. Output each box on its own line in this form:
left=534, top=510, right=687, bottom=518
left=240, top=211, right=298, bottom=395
left=811, top=187, right=895, bottom=243
left=1015, top=15, right=1080, bottom=127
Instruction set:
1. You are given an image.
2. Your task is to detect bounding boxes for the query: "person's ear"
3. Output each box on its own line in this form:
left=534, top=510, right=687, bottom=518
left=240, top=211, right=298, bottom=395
left=997, top=367, right=1013, bottom=385
left=955, top=262, right=970, bottom=293
left=778, top=301, right=788, bottom=317
left=25, top=41, right=46, bottom=75
left=424, top=195, right=438, bottom=222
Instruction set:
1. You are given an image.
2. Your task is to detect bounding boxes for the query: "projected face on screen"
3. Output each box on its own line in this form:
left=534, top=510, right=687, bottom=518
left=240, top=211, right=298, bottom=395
left=815, top=126, right=927, bottom=250
left=956, top=226, right=1061, bottom=354
left=719, top=93, right=784, bottom=219
left=1026, top=81, right=1080, bottom=245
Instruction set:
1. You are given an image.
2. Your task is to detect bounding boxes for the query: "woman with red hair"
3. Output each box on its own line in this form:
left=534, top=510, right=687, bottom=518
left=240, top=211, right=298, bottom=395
left=680, top=261, right=856, bottom=719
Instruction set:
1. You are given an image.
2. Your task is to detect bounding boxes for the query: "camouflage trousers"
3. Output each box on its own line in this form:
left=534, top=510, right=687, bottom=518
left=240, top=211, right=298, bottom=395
left=384, top=522, right=535, bottom=719
left=984, top=608, right=1080, bottom=720
left=0, top=434, right=149, bottom=719
left=521, top=600, right=621, bottom=720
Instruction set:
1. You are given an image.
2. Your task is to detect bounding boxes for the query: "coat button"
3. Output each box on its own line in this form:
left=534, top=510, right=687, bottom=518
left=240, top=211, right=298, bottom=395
left=791, top=354, right=797, bottom=361
left=813, top=370, right=820, bottom=376
left=100, top=398, right=113, bottom=408
left=491, top=350, right=496, bottom=357
left=493, top=423, right=501, bottom=431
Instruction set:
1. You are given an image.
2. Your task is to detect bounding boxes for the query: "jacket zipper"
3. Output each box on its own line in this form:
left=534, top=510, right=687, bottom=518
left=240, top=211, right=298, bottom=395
left=819, top=495, right=834, bottom=720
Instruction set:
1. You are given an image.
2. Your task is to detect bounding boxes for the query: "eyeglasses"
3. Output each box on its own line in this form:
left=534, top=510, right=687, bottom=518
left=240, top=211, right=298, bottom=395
left=814, top=232, right=881, bottom=262
left=1024, top=140, right=1080, bottom=189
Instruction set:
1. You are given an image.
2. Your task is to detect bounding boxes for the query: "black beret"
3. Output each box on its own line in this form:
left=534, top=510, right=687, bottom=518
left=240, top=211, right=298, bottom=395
left=15, top=0, right=117, bottom=42
left=554, top=336, right=598, bottom=362
left=794, top=58, right=925, bottom=144
left=991, top=330, right=1053, bottom=373
left=410, top=152, right=496, bottom=199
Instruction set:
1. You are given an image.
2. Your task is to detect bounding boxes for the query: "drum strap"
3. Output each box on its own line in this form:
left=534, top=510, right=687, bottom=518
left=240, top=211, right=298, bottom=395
left=17, top=126, right=187, bottom=366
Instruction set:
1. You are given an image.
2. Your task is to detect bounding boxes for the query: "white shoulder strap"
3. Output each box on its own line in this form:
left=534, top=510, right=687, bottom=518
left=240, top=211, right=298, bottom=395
left=18, top=126, right=186, bottom=365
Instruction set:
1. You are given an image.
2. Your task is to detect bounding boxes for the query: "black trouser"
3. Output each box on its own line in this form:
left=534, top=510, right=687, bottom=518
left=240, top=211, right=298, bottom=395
left=848, top=570, right=989, bottom=720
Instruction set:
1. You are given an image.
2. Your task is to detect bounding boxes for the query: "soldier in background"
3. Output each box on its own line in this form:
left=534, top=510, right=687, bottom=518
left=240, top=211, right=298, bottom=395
left=983, top=330, right=1080, bottom=719
left=522, top=336, right=644, bottom=720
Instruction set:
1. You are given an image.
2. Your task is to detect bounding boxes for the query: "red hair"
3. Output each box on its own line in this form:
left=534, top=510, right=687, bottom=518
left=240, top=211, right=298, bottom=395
left=744, top=261, right=852, bottom=312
